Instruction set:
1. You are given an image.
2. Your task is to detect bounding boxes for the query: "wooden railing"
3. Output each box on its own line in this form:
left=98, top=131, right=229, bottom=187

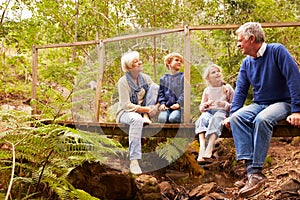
left=32, top=22, right=300, bottom=124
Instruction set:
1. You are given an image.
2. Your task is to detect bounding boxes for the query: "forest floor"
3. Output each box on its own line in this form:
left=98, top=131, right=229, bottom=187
left=1, top=92, right=300, bottom=199
left=149, top=137, right=300, bottom=199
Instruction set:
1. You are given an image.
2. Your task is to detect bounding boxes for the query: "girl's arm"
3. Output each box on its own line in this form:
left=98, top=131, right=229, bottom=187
left=199, top=88, right=211, bottom=112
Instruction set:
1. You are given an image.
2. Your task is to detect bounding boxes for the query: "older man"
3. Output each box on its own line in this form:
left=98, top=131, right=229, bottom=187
left=224, top=22, right=300, bottom=198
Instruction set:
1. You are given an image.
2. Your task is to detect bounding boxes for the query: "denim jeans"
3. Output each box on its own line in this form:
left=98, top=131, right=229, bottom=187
left=119, top=83, right=158, bottom=160
left=195, top=109, right=228, bottom=138
left=119, top=112, right=143, bottom=160
left=158, top=108, right=182, bottom=123
left=230, top=102, right=291, bottom=168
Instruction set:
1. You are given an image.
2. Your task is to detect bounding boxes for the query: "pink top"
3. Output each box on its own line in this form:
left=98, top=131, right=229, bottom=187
left=199, top=84, right=234, bottom=112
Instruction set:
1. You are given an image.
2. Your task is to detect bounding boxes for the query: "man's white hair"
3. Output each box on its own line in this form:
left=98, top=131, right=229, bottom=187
left=236, top=22, right=265, bottom=43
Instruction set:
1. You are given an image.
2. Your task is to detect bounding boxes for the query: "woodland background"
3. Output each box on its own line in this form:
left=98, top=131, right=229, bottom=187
left=0, top=0, right=299, bottom=199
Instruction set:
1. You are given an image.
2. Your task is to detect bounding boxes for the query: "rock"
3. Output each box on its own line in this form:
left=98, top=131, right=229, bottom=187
left=281, top=179, right=300, bottom=193
left=67, top=161, right=137, bottom=200
left=189, top=182, right=216, bottom=198
left=67, top=162, right=163, bottom=200
left=159, top=181, right=175, bottom=199
left=135, top=174, right=161, bottom=200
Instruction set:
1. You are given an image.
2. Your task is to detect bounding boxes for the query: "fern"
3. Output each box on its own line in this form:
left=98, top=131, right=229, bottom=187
left=156, top=138, right=190, bottom=163
left=0, top=110, right=125, bottom=199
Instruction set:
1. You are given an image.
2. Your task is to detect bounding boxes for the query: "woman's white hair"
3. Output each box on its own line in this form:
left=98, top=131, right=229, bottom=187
left=236, top=22, right=265, bottom=43
left=121, top=51, right=139, bottom=72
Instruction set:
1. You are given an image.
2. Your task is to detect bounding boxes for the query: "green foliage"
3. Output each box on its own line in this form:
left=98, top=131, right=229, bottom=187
left=0, top=110, right=124, bottom=199
left=1, top=0, right=299, bottom=114
left=264, top=155, right=273, bottom=168
left=0, top=1, right=300, bottom=198
left=0, top=52, right=32, bottom=95
left=156, top=138, right=190, bottom=163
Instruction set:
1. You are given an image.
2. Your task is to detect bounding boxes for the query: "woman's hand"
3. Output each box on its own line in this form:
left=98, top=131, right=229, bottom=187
left=148, top=104, right=159, bottom=116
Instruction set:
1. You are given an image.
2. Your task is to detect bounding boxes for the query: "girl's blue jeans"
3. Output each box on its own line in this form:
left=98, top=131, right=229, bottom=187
left=195, top=109, right=228, bottom=138
left=230, top=102, right=291, bottom=168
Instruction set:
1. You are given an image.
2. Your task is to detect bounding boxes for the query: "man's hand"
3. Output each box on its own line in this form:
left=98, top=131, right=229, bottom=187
left=286, top=113, right=300, bottom=127
left=223, top=117, right=231, bottom=129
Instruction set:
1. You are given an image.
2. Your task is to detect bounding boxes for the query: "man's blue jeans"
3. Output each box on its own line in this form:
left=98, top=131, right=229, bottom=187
left=230, top=102, right=291, bottom=168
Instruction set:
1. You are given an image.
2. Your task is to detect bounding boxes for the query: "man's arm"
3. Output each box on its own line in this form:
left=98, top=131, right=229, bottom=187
left=230, top=62, right=250, bottom=115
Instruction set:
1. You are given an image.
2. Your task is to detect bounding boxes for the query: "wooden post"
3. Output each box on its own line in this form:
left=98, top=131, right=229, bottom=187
left=95, top=40, right=105, bottom=122
left=153, top=35, right=157, bottom=82
left=32, top=46, right=38, bottom=115
left=183, top=26, right=191, bottom=123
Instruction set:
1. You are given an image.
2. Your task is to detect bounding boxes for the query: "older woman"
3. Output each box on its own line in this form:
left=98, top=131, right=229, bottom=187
left=115, top=51, right=159, bottom=174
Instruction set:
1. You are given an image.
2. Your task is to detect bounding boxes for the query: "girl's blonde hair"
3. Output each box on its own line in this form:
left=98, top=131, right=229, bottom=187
left=203, top=64, right=230, bottom=100
left=164, top=52, right=183, bottom=70
left=121, top=51, right=139, bottom=72
left=203, top=64, right=222, bottom=84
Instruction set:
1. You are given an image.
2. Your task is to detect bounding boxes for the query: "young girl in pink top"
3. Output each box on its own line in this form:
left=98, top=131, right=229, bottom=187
left=195, top=64, right=234, bottom=163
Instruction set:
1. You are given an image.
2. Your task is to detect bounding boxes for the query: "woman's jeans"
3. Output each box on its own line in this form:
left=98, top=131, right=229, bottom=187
left=119, top=84, right=158, bottom=160
left=230, top=102, right=291, bottom=168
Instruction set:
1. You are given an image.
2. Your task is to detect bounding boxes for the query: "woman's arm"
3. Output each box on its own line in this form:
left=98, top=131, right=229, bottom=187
left=118, top=77, right=140, bottom=112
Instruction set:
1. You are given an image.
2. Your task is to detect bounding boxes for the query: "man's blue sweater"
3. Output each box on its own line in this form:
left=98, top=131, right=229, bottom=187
left=231, top=43, right=300, bottom=114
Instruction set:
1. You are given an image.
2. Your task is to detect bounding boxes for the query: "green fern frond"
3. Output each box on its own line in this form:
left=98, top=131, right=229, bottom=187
left=73, top=189, right=100, bottom=200
left=156, top=138, right=190, bottom=163
left=0, top=110, right=126, bottom=199
left=0, top=150, right=12, bottom=160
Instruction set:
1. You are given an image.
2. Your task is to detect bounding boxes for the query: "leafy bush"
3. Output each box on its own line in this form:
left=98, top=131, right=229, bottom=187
left=0, top=110, right=125, bottom=199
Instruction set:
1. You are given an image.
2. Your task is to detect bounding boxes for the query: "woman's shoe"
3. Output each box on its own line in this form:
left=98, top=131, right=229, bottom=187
left=198, top=155, right=216, bottom=164
left=143, top=118, right=152, bottom=125
left=143, top=114, right=152, bottom=125
left=130, top=160, right=142, bottom=175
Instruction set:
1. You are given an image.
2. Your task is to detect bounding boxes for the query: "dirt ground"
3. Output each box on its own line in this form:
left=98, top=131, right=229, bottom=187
left=258, top=138, right=300, bottom=199
left=153, top=137, right=300, bottom=199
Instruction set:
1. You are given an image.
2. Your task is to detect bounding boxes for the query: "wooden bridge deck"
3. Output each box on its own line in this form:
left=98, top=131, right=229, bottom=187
left=48, top=120, right=300, bottom=138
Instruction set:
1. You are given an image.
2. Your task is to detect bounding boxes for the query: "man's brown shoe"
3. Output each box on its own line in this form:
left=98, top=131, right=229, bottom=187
left=239, top=173, right=267, bottom=198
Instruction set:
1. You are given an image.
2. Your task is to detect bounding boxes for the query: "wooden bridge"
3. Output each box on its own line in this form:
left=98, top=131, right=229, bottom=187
left=46, top=120, right=300, bottom=138
left=33, top=22, right=300, bottom=138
